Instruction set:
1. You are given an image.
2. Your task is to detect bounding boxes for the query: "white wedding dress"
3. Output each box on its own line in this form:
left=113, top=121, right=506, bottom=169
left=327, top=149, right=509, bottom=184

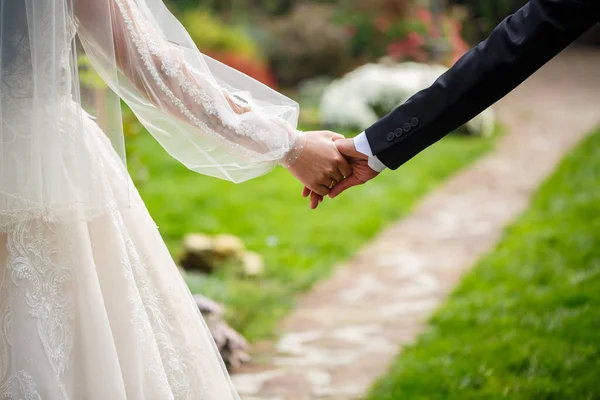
left=0, top=0, right=304, bottom=398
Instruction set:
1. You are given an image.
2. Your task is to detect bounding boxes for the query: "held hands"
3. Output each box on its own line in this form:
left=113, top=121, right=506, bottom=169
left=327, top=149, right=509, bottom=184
left=287, top=131, right=353, bottom=198
left=291, top=133, right=379, bottom=209
left=329, top=138, right=379, bottom=198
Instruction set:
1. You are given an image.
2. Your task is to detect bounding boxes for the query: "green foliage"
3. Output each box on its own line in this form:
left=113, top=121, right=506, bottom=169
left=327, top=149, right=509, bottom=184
left=472, top=0, right=527, bottom=31
left=129, top=127, right=496, bottom=341
left=178, top=9, right=278, bottom=87
left=168, top=1, right=469, bottom=88
left=333, top=0, right=411, bottom=60
left=367, top=127, right=600, bottom=399
left=165, top=0, right=198, bottom=11
left=179, top=9, right=261, bottom=59
left=264, top=3, right=351, bottom=86
left=449, top=0, right=528, bottom=42
left=77, top=55, right=106, bottom=89
left=169, top=0, right=339, bottom=17
left=334, top=5, right=469, bottom=66
left=336, top=12, right=423, bottom=60
left=233, top=0, right=295, bottom=16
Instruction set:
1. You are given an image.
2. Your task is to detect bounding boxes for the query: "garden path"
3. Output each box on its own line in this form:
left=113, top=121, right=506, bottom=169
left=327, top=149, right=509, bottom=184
left=232, top=47, right=600, bottom=400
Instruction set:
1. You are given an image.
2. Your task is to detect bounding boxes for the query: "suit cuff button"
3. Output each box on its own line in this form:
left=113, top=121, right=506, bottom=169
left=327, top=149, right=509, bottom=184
left=394, top=128, right=403, bottom=138
left=403, top=122, right=411, bottom=132
left=386, top=132, right=395, bottom=142
left=411, top=117, right=419, bottom=127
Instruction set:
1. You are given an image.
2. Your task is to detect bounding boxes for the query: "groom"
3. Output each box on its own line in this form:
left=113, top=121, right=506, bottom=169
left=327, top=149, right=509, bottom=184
left=307, top=0, right=599, bottom=208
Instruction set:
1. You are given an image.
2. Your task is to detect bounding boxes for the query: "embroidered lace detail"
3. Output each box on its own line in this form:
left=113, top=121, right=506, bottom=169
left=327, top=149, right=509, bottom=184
left=7, top=220, right=75, bottom=379
left=1, top=2, right=240, bottom=397
left=113, top=0, right=250, bottom=156
left=112, top=209, right=209, bottom=399
left=113, top=0, right=299, bottom=163
left=0, top=371, right=42, bottom=400
left=280, top=132, right=305, bottom=167
left=0, top=201, right=225, bottom=399
left=0, top=219, right=74, bottom=400
left=0, top=259, right=11, bottom=397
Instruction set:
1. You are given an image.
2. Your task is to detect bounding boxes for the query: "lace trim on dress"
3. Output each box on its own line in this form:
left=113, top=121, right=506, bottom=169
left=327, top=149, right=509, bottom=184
left=0, top=219, right=74, bottom=400
left=111, top=207, right=211, bottom=399
left=0, top=371, right=42, bottom=400
left=113, top=0, right=251, bottom=157
left=7, top=221, right=75, bottom=379
left=114, top=0, right=301, bottom=164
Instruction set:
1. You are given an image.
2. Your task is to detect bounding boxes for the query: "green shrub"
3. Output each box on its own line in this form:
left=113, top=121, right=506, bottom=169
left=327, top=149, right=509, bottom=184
left=169, top=0, right=338, bottom=18
left=165, top=0, right=197, bottom=11
left=265, top=3, right=351, bottom=86
left=179, top=9, right=261, bottom=60
left=179, top=9, right=278, bottom=87
left=333, top=0, right=411, bottom=59
left=336, top=6, right=470, bottom=66
left=448, top=0, right=528, bottom=42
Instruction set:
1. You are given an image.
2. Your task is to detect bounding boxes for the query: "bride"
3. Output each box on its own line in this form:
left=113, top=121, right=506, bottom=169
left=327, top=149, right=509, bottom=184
left=0, top=0, right=352, bottom=398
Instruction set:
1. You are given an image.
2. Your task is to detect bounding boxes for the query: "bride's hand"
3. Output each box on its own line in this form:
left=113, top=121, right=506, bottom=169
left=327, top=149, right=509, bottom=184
left=224, top=91, right=251, bottom=115
left=287, top=131, right=352, bottom=198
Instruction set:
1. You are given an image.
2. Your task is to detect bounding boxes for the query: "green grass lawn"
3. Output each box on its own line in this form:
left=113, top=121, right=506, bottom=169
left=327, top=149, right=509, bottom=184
left=128, top=129, right=496, bottom=341
left=367, top=128, right=600, bottom=400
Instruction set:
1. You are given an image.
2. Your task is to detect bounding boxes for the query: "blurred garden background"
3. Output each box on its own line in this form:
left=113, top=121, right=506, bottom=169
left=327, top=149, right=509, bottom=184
left=127, top=0, right=510, bottom=339
left=116, top=0, right=600, bottom=398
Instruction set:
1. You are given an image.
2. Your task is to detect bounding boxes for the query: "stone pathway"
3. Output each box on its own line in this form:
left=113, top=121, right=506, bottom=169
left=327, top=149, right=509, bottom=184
left=232, top=47, right=600, bottom=400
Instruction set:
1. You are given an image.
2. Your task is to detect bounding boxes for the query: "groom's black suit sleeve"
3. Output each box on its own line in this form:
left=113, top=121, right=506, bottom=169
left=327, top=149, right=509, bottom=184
left=365, top=0, right=600, bottom=170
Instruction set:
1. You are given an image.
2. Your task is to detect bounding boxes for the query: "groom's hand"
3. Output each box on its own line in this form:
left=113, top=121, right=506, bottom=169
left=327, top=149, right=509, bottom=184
left=328, top=138, right=379, bottom=198
left=287, top=131, right=353, bottom=197
left=303, top=137, right=380, bottom=209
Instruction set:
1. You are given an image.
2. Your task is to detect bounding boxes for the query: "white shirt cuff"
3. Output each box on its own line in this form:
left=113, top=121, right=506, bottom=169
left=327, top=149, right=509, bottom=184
left=354, top=132, right=387, bottom=173
left=368, top=156, right=387, bottom=173
left=353, top=132, right=373, bottom=157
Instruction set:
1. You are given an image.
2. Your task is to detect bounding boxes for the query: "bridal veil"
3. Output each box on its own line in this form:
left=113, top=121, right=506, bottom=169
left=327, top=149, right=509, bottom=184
left=0, top=0, right=303, bottom=229
left=0, top=0, right=303, bottom=398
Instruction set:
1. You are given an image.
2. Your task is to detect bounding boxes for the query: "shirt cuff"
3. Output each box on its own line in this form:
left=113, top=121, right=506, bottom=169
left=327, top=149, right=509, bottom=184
left=354, top=132, right=386, bottom=173
left=353, top=132, right=373, bottom=157
left=368, top=156, right=387, bottom=173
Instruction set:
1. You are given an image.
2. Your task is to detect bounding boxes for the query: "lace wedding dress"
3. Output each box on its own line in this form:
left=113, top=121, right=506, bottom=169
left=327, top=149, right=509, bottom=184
left=0, top=0, right=304, bottom=398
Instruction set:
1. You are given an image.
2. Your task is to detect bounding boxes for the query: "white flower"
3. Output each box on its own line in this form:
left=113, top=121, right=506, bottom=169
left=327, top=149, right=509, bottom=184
left=320, top=62, right=495, bottom=136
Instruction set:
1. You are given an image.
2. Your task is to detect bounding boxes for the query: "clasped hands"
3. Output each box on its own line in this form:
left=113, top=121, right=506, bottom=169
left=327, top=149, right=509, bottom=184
left=287, top=130, right=379, bottom=209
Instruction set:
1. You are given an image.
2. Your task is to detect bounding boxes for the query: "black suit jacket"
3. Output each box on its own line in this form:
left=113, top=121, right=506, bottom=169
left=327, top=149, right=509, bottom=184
left=366, top=0, right=600, bottom=169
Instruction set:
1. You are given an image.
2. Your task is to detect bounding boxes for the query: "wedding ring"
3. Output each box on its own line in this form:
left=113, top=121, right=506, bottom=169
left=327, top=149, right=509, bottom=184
left=329, top=179, right=336, bottom=189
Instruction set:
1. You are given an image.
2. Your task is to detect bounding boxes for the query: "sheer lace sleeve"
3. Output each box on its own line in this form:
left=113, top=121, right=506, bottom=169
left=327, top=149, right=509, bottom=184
left=73, top=0, right=305, bottom=183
